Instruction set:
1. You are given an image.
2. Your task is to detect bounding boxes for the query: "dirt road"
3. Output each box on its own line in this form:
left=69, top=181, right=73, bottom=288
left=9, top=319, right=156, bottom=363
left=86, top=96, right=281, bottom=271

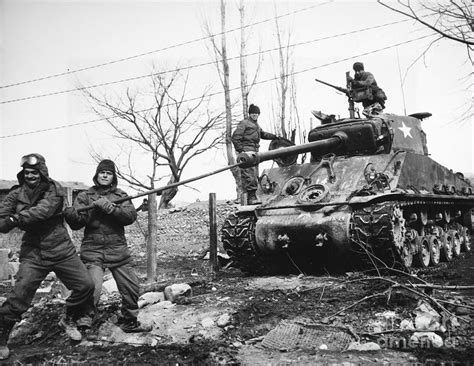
left=1, top=250, right=473, bottom=364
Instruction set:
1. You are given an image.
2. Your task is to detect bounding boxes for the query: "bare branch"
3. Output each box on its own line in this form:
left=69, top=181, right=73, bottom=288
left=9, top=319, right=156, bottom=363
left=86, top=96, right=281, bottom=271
left=378, top=0, right=474, bottom=46
left=82, top=65, right=225, bottom=208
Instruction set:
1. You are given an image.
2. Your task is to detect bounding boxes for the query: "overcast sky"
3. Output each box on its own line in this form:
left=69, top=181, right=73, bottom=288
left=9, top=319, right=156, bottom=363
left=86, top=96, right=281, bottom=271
left=1, top=0, right=472, bottom=204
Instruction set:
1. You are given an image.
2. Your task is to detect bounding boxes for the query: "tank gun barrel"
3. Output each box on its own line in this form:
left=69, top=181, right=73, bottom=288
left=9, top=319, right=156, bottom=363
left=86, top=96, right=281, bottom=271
left=67, top=134, right=346, bottom=214
left=237, top=133, right=347, bottom=168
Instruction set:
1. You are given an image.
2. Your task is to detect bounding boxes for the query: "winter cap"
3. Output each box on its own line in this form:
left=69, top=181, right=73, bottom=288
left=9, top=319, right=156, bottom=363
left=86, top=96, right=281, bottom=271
left=93, top=159, right=117, bottom=188
left=248, top=104, right=261, bottom=115
left=96, top=159, right=116, bottom=174
left=353, top=62, right=364, bottom=71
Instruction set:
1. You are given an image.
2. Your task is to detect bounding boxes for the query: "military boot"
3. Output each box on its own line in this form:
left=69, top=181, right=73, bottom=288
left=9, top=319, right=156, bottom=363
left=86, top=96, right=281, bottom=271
left=58, top=314, right=82, bottom=341
left=0, top=318, right=15, bottom=360
left=76, top=315, right=93, bottom=330
left=117, top=317, right=151, bottom=333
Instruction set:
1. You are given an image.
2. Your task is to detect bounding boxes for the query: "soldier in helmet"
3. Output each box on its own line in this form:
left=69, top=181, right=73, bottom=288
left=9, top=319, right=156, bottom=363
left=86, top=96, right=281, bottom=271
left=348, top=62, right=387, bottom=113
left=231, top=104, right=277, bottom=204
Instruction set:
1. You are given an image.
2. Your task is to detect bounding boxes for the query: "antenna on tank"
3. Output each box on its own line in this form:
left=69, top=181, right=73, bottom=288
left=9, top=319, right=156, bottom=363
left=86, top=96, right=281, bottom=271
left=396, top=47, right=407, bottom=116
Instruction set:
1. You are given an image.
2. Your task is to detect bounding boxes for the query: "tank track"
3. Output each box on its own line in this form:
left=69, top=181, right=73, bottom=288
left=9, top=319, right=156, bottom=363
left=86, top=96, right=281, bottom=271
left=350, top=199, right=472, bottom=271
left=222, top=199, right=472, bottom=274
left=221, top=212, right=291, bottom=275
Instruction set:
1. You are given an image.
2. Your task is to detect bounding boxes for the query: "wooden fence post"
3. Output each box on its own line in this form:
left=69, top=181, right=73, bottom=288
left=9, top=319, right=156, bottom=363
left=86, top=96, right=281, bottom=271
left=209, top=193, right=219, bottom=273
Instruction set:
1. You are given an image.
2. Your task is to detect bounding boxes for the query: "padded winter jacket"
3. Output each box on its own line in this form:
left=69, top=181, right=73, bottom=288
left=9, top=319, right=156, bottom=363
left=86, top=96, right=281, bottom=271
left=231, top=118, right=276, bottom=153
left=0, top=161, right=77, bottom=262
left=352, top=71, right=387, bottom=102
left=65, top=186, right=137, bottom=268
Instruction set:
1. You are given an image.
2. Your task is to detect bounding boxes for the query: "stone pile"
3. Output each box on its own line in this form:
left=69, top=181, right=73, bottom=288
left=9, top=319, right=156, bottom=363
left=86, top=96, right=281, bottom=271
left=125, top=201, right=239, bottom=257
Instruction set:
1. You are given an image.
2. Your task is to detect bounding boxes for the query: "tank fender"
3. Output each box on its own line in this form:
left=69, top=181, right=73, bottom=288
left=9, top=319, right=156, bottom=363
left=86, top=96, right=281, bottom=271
left=235, top=205, right=258, bottom=214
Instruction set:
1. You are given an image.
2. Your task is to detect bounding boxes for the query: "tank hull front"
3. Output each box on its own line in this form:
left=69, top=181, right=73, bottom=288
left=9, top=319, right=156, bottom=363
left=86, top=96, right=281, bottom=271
left=255, top=208, right=352, bottom=257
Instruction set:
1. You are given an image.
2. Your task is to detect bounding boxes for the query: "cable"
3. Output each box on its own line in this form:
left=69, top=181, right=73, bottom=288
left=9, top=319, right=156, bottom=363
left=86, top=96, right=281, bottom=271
left=0, top=18, right=416, bottom=105
left=0, top=2, right=330, bottom=90
left=0, top=33, right=435, bottom=139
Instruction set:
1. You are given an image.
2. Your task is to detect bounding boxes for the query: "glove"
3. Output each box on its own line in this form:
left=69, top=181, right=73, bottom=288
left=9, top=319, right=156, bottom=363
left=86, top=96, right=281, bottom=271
left=268, top=133, right=278, bottom=140
left=0, top=216, right=18, bottom=233
left=93, top=197, right=116, bottom=214
left=63, top=206, right=75, bottom=215
left=10, top=215, right=19, bottom=226
left=63, top=206, right=77, bottom=219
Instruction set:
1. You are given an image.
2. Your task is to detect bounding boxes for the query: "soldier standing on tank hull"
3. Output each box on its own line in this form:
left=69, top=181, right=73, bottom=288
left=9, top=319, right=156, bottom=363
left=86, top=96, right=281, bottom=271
left=0, top=153, right=95, bottom=360
left=348, top=62, right=387, bottom=114
left=232, top=104, right=277, bottom=204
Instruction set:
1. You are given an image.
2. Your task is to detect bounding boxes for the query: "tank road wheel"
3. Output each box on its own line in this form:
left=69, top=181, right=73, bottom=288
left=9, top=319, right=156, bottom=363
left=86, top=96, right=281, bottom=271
left=428, top=235, right=441, bottom=266
left=443, top=210, right=451, bottom=224
left=461, top=228, right=471, bottom=252
left=440, top=233, right=454, bottom=262
left=415, top=236, right=430, bottom=268
left=448, top=230, right=461, bottom=257
left=419, top=209, right=428, bottom=226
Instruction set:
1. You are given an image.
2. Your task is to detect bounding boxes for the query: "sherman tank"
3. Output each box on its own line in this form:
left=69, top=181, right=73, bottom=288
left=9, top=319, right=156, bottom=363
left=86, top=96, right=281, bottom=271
left=222, top=82, right=473, bottom=275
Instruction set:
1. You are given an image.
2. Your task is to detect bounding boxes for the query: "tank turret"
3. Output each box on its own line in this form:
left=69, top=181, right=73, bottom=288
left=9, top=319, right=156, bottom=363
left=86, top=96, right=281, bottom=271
left=222, top=80, right=474, bottom=275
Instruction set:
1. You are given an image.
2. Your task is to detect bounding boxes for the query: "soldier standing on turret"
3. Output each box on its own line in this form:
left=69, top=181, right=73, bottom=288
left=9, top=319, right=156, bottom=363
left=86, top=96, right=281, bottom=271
left=347, top=62, right=387, bottom=113
left=232, top=104, right=277, bottom=204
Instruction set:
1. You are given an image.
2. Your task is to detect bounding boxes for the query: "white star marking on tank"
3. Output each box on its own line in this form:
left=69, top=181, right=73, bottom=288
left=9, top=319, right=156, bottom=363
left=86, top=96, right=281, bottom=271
left=398, top=122, right=412, bottom=138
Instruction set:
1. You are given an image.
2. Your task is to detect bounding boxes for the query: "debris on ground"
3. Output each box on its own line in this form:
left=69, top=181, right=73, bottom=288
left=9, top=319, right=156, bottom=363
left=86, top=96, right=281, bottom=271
left=0, top=202, right=472, bottom=364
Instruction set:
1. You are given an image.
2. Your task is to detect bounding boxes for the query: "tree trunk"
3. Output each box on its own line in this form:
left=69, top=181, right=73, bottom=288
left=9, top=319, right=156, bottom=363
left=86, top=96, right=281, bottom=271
left=239, top=0, right=249, bottom=120
left=221, top=0, right=242, bottom=199
left=159, top=176, right=178, bottom=209
left=276, top=16, right=288, bottom=140
left=146, top=192, right=158, bottom=282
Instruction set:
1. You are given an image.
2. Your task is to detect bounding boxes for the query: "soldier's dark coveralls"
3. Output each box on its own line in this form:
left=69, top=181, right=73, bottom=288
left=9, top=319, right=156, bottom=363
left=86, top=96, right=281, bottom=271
left=64, top=159, right=142, bottom=332
left=231, top=104, right=276, bottom=203
left=350, top=62, right=387, bottom=108
left=0, top=153, right=94, bottom=359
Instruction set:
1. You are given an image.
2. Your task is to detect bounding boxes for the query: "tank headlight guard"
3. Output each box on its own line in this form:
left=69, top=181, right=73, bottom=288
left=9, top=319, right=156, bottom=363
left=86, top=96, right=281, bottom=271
left=259, top=174, right=276, bottom=194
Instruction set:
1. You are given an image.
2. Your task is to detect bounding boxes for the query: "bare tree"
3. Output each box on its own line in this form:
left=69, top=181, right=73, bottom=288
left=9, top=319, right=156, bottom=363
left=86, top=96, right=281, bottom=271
left=378, top=0, right=473, bottom=123
left=274, top=11, right=290, bottom=140
left=378, top=0, right=473, bottom=58
left=83, top=69, right=225, bottom=281
left=271, top=6, right=303, bottom=144
left=204, top=0, right=242, bottom=199
left=238, top=0, right=263, bottom=120
left=203, top=0, right=265, bottom=199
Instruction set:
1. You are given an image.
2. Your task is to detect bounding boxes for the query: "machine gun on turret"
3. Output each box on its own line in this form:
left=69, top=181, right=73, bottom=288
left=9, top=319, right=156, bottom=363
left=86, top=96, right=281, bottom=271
left=314, top=78, right=351, bottom=96
left=315, top=74, right=375, bottom=119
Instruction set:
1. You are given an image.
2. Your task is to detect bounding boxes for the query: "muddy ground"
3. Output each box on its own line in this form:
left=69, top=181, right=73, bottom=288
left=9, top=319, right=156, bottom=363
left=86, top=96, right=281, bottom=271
left=1, top=248, right=473, bottom=365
